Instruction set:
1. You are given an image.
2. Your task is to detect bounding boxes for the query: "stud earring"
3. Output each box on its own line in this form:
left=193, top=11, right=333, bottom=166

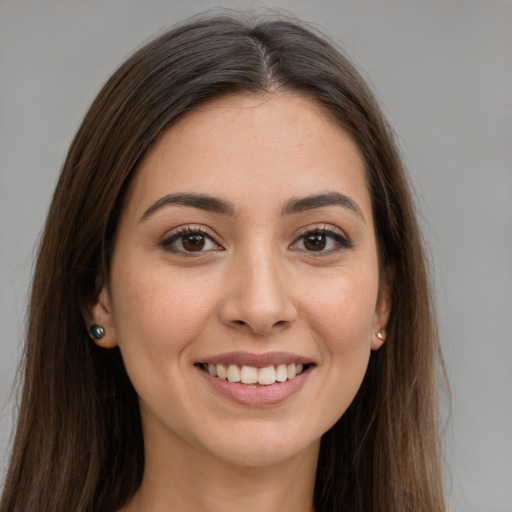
left=88, top=325, right=105, bottom=341
left=377, top=331, right=385, bottom=341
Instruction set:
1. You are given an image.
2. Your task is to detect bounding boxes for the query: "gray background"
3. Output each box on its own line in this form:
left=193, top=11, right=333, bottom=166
left=1, top=1, right=511, bottom=511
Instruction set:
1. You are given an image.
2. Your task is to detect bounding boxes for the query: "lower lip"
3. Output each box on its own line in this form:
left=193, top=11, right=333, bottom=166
left=197, top=366, right=311, bottom=406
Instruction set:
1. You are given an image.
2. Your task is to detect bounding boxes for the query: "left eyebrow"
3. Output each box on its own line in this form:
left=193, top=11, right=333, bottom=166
left=140, top=193, right=236, bottom=222
left=281, top=192, right=366, bottom=223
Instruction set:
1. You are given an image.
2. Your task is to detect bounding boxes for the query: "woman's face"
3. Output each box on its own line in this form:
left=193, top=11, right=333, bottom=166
left=91, top=93, right=390, bottom=468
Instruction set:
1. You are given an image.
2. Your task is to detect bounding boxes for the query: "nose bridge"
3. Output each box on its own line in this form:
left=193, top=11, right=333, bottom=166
left=245, top=245, right=282, bottom=305
left=220, top=240, right=296, bottom=334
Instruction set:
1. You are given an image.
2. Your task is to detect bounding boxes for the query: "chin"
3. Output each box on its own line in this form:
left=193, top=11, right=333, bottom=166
left=212, top=437, right=319, bottom=469
left=191, top=417, right=324, bottom=469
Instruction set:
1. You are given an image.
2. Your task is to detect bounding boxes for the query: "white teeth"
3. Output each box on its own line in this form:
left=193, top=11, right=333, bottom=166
left=258, top=366, right=276, bottom=385
left=241, top=365, right=258, bottom=384
left=227, top=364, right=241, bottom=383
left=276, top=364, right=288, bottom=382
left=286, top=363, right=296, bottom=379
left=205, top=362, right=308, bottom=384
left=217, top=364, right=228, bottom=380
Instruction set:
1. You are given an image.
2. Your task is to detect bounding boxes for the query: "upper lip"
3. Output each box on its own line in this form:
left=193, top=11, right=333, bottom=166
left=197, top=351, right=314, bottom=367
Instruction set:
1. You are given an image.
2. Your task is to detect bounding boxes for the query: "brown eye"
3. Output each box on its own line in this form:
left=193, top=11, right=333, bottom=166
left=291, top=228, right=352, bottom=253
left=160, top=228, right=220, bottom=254
left=303, top=234, right=327, bottom=251
left=181, top=234, right=206, bottom=252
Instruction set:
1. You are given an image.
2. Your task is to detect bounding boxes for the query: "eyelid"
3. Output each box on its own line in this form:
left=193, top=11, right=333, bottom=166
left=159, top=224, right=223, bottom=253
left=291, top=224, right=353, bottom=251
left=294, top=223, right=348, bottom=240
left=157, top=223, right=352, bottom=255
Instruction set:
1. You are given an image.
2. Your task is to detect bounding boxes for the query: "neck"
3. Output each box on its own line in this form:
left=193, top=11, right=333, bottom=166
left=121, top=425, right=319, bottom=512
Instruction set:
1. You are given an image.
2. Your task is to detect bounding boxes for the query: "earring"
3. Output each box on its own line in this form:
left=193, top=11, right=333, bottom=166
left=377, top=331, right=385, bottom=341
left=88, top=325, right=105, bottom=341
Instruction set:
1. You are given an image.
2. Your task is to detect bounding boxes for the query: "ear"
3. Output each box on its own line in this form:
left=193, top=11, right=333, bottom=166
left=82, top=285, right=117, bottom=349
left=371, top=268, right=394, bottom=351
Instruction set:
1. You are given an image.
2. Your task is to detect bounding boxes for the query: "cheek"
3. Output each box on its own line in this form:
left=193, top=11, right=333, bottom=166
left=300, top=272, right=378, bottom=425
left=303, top=270, right=379, bottom=346
left=300, top=266, right=379, bottom=403
left=109, top=264, right=215, bottom=369
left=108, top=265, right=220, bottom=429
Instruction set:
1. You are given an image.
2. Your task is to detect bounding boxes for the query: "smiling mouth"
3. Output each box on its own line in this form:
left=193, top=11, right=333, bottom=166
left=199, top=363, right=310, bottom=386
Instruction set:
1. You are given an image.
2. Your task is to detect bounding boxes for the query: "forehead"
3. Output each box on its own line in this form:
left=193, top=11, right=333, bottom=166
left=125, top=93, right=371, bottom=219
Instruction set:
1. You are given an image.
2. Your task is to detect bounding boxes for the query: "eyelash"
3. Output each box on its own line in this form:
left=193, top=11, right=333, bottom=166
left=159, top=225, right=221, bottom=255
left=291, top=225, right=353, bottom=254
left=159, top=224, right=352, bottom=256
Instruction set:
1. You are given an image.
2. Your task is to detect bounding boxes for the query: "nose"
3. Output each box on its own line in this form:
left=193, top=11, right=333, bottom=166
left=219, top=247, right=297, bottom=336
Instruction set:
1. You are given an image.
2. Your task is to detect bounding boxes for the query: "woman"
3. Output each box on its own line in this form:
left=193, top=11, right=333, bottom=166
left=1, top=13, right=447, bottom=512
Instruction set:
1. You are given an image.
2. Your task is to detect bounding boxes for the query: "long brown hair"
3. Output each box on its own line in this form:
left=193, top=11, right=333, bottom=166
left=1, top=13, right=447, bottom=512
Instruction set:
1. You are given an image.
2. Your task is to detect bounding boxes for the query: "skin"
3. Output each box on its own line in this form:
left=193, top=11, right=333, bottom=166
left=88, top=93, right=391, bottom=512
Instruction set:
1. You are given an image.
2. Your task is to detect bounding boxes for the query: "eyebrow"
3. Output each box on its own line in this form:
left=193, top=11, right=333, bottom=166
left=281, top=192, right=365, bottom=222
left=140, top=193, right=236, bottom=221
left=140, top=191, right=365, bottom=223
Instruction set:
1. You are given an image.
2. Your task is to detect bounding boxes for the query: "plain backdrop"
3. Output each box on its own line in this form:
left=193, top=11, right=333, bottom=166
left=1, top=1, right=511, bottom=511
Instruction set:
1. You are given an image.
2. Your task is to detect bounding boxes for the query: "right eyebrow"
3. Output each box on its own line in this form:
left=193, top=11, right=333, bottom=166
left=281, top=192, right=366, bottom=223
left=139, top=193, right=236, bottom=222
